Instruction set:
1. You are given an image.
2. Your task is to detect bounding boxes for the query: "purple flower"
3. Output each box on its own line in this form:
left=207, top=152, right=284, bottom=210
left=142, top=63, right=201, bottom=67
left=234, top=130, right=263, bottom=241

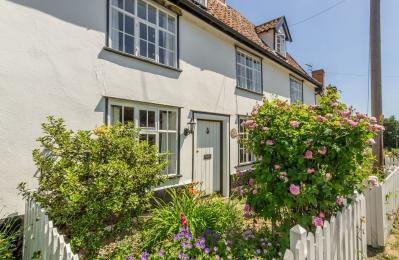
left=158, top=249, right=165, bottom=257
left=178, top=251, right=188, bottom=260
left=182, top=241, right=192, bottom=249
left=195, top=237, right=206, bottom=249
left=140, top=251, right=149, bottom=260
left=126, top=257, right=133, bottom=260
left=204, top=248, right=210, bottom=254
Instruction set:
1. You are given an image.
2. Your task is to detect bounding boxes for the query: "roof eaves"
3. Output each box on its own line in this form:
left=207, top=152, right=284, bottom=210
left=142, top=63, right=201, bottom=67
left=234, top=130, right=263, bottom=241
left=170, top=0, right=322, bottom=88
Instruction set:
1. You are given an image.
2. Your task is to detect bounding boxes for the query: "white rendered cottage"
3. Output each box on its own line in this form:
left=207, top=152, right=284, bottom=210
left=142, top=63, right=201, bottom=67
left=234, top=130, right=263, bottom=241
left=0, top=0, right=324, bottom=214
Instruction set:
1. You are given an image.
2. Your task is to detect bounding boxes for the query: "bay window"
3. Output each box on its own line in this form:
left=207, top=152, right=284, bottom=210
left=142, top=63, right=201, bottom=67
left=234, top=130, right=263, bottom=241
left=110, top=103, right=178, bottom=175
left=109, top=0, right=177, bottom=68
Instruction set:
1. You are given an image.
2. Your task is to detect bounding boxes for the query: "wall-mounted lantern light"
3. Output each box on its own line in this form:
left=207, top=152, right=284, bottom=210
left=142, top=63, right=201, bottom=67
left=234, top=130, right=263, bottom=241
left=184, top=118, right=196, bottom=136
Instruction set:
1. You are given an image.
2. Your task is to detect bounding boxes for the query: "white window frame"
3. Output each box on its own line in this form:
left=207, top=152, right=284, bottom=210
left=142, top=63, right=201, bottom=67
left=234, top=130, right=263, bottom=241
left=275, top=33, right=286, bottom=57
left=108, top=0, right=178, bottom=68
left=238, top=116, right=256, bottom=165
left=236, top=49, right=262, bottom=94
left=290, top=77, right=304, bottom=104
left=109, top=100, right=179, bottom=176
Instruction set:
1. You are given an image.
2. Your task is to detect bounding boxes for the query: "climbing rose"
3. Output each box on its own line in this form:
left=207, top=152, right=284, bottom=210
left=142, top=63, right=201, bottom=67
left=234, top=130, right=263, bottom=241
left=266, top=140, right=274, bottom=145
left=318, top=146, right=327, bottom=155
left=336, top=196, right=344, bottom=206
left=304, top=150, right=313, bottom=159
left=289, top=184, right=300, bottom=196
left=342, top=110, right=351, bottom=117
left=319, top=211, right=325, bottom=218
left=262, top=126, right=269, bottom=132
left=252, top=189, right=258, bottom=195
left=274, top=164, right=281, bottom=170
left=248, top=178, right=255, bottom=187
left=312, top=216, right=324, bottom=227
left=290, top=120, right=299, bottom=128
left=366, top=138, right=376, bottom=145
left=307, top=168, right=316, bottom=174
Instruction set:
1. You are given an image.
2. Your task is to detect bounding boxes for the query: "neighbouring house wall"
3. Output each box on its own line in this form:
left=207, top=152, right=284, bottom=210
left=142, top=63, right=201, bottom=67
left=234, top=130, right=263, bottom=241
left=0, top=0, right=318, bottom=214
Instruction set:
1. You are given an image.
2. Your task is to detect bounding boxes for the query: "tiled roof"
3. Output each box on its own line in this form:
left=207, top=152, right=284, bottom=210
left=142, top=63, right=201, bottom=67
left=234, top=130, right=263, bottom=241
left=255, top=17, right=283, bottom=34
left=203, top=0, right=318, bottom=85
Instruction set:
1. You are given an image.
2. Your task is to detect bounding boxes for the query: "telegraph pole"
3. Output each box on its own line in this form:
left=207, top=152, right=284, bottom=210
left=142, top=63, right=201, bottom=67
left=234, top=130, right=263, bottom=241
left=370, top=0, right=384, bottom=168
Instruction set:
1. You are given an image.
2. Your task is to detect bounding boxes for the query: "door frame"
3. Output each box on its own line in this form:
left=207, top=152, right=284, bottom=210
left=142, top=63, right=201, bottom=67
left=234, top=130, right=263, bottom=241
left=191, top=111, right=230, bottom=196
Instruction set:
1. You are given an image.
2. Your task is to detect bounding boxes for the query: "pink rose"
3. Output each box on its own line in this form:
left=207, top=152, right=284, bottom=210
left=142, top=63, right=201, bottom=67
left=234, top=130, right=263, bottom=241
left=252, top=189, right=258, bottom=195
left=280, top=172, right=287, bottom=177
left=366, top=138, right=376, bottom=145
left=315, top=115, right=327, bottom=122
left=307, top=168, right=316, bottom=174
left=325, top=172, right=332, bottom=181
left=342, top=110, right=351, bottom=117
left=279, top=172, right=288, bottom=182
left=312, top=216, right=324, bottom=227
left=318, top=146, right=327, bottom=156
left=370, top=116, right=377, bottom=124
left=368, top=176, right=379, bottom=187
left=304, top=150, right=313, bottom=160
left=266, top=140, right=274, bottom=146
left=248, top=178, right=255, bottom=187
left=251, top=105, right=259, bottom=116
left=274, top=164, right=281, bottom=170
left=319, top=211, right=325, bottom=218
left=347, top=120, right=358, bottom=127
left=290, top=121, right=299, bottom=128
left=289, top=184, right=300, bottom=196
left=336, top=196, right=344, bottom=206
left=262, top=126, right=269, bottom=132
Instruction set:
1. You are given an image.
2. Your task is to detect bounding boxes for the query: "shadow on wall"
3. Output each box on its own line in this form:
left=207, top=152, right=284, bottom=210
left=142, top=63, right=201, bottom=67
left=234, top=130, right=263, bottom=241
left=234, top=88, right=264, bottom=101
left=10, top=0, right=106, bottom=33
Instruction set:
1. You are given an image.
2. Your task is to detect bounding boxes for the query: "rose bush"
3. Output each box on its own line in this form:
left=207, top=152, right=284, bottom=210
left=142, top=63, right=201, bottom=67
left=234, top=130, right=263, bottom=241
left=239, top=86, right=383, bottom=248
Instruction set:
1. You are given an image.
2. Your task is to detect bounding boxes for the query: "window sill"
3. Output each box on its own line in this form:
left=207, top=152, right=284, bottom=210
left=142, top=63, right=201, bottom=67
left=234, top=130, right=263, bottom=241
left=236, top=86, right=263, bottom=96
left=103, top=47, right=182, bottom=73
left=237, top=162, right=256, bottom=167
left=167, top=174, right=182, bottom=180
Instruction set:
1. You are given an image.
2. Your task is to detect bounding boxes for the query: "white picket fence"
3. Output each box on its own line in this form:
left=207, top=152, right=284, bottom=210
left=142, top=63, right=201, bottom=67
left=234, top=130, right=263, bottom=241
left=283, top=194, right=367, bottom=260
left=23, top=199, right=79, bottom=260
left=365, top=166, right=399, bottom=247
left=385, top=156, right=399, bottom=168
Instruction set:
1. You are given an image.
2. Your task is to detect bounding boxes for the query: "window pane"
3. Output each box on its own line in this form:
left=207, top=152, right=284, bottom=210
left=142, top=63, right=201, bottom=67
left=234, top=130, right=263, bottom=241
left=159, top=31, right=165, bottom=47
left=139, top=134, right=147, bottom=142
left=111, top=29, right=120, bottom=51
left=159, top=11, right=167, bottom=29
left=125, top=16, right=134, bottom=35
left=167, top=34, right=175, bottom=51
left=148, top=4, right=157, bottom=24
left=168, top=133, right=176, bottom=152
left=125, top=35, right=134, bottom=54
left=111, top=9, right=121, bottom=30
left=159, top=48, right=166, bottom=64
left=160, top=110, right=167, bottom=130
left=112, top=0, right=123, bottom=9
left=148, top=134, right=156, bottom=145
left=139, top=110, right=147, bottom=127
left=111, top=106, right=122, bottom=124
left=138, top=0, right=146, bottom=19
left=168, top=51, right=175, bottom=67
left=148, top=111, right=155, bottom=128
left=124, top=107, right=134, bottom=124
left=168, top=154, right=177, bottom=174
left=148, top=43, right=155, bottom=60
left=140, top=23, right=147, bottom=40
left=125, top=0, right=135, bottom=14
left=140, top=40, right=147, bottom=57
left=167, top=16, right=175, bottom=33
left=168, top=111, right=177, bottom=130
left=148, top=27, right=155, bottom=43
left=159, top=133, right=167, bottom=152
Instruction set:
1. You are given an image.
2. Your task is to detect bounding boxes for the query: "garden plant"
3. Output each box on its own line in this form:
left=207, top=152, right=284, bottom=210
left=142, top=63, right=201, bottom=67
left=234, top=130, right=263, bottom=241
left=18, top=118, right=167, bottom=258
left=0, top=212, right=20, bottom=260
left=238, top=86, right=384, bottom=251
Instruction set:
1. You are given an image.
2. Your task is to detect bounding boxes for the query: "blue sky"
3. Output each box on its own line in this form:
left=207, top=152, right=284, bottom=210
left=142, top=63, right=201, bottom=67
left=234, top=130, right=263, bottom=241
left=228, top=0, right=398, bottom=118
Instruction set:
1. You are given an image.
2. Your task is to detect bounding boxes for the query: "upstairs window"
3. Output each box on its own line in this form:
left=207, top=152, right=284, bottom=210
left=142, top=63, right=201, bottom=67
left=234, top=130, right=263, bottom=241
left=290, top=77, right=303, bottom=103
left=109, top=0, right=177, bottom=68
left=236, top=50, right=262, bottom=93
left=275, top=33, right=286, bottom=57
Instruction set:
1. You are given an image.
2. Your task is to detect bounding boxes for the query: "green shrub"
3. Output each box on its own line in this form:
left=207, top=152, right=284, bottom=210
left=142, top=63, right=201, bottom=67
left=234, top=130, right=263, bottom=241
left=19, top=117, right=167, bottom=258
left=0, top=213, right=20, bottom=260
left=239, top=86, right=382, bottom=247
left=141, top=186, right=242, bottom=250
